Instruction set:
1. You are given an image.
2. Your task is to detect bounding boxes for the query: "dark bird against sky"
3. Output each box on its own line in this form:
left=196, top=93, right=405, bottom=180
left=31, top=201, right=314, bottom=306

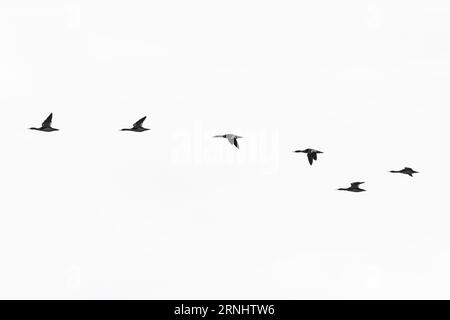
left=293, top=148, right=323, bottom=165
left=390, top=167, right=419, bottom=177
left=338, top=182, right=366, bottom=192
left=213, top=134, right=243, bottom=149
left=121, top=116, right=150, bottom=132
left=29, top=113, right=59, bottom=132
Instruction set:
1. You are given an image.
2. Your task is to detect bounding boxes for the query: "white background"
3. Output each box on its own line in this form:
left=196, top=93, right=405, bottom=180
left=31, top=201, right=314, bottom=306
left=0, top=0, right=449, bottom=299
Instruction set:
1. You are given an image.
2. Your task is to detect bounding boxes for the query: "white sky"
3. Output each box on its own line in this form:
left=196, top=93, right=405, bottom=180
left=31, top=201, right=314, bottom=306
left=0, top=0, right=449, bottom=299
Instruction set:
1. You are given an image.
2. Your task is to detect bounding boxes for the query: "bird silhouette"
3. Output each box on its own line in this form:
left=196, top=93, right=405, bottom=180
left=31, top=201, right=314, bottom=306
left=121, top=116, right=150, bottom=132
left=293, top=148, right=323, bottom=165
left=213, top=134, right=243, bottom=149
left=390, top=167, right=419, bottom=177
left=338, top=182, right=366, bottom=192
left=29, top=113, right=59, bottom=132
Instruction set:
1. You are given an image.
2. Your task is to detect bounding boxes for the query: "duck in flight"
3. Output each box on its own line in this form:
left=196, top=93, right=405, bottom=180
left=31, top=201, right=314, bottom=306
left=293, top=148, right=323, bottom=165
left=338, top=182, right=366, bottom=192
left=121, top=116, right=150, bottom=132
left=390, top=167, right=419, bottom=177
left=213, top=134, right=243, bottom=149
left=29, top=113, right=59, bottom=132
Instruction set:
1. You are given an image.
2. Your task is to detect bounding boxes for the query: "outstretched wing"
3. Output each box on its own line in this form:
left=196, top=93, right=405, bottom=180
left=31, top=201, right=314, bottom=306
left=133, top=116, right=147, bottom=128
left=42, top=113, right=53, bottom=128
left=351, top=182, right=364, bottom=188
left=307, top=153, right=314, bottom=165
left=233, top=137, right=239, bottom=149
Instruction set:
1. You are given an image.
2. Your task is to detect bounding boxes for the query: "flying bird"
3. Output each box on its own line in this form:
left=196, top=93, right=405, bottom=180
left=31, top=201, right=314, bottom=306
left=293, top=148, right=323, bottom=165
left=213, top=134, right=243, bottom=149
left=390, top=167, right=419, bottom=177
left=338, top=182, right=366, bottom=192
left=29, top=113, right=59, bottom=132
left=121, top=116, right=150, bottom=132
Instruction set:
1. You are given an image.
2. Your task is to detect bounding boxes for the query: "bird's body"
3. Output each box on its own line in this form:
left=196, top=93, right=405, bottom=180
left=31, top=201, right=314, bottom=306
left=293, top=148, right=323, bottom=165
left=29, top=113, right=59, bottom=132
left=121, top=116, right=150, bottom=132
left=338, top=182, right=366, bottom=192
left=213, top=134, right=243, bottom=149
left=390, top=167, right=419, bottom=177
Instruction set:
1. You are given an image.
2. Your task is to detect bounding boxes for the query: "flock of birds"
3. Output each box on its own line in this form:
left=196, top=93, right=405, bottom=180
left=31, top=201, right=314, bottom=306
left=30, top=113, right=419, bottom=192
